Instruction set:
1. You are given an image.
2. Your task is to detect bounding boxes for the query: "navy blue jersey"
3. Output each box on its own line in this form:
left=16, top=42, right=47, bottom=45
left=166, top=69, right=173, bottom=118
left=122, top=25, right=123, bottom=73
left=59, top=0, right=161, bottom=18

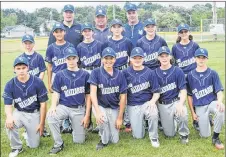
left=88, top=67, right=127, bottom=109
left=48, top=22, right=83, bottom=48
left=77, top=40, right=103, bottom=68
left=137, top=35, right=168, bottom=70
left=172, top=41, right=200, bottom=74
left=123, top=21, right=145, bottom=47
left=93, top=27, right=112, bottom=43
left=19, top=52, right=46, bottom=77
left=3, top=75, right=48, bottom=112
left=186, top=68, right=224, bottom=106
left=104, top=37, right=133, bottom=67
left=155, top=66, right=186, bottom=102
left=52, top=69, right=90, bottom=107
left=45, top=41, right=74, bottom=73
left=123, top=66, right=160, bottom=106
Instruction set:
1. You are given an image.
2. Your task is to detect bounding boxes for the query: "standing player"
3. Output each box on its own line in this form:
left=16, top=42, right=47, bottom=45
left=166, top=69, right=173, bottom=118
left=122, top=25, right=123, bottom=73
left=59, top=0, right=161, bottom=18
left=123, top=47, right=160, bottom=147
left=47, top=47, right=91, bottom=154
left=3, top=57, right=48, bottom=157
left=172, top=24, right=200, bottom=131
left=155, top=46, right=190, bottom=144
left=88, top=47, right=127, bottom=150
left=186, top=48, right=225, bottom=150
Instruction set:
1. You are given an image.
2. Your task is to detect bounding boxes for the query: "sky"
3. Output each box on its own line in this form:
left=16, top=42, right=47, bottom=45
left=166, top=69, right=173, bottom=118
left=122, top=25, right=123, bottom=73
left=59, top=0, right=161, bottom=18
left=1, top=1, right=225, bottom=13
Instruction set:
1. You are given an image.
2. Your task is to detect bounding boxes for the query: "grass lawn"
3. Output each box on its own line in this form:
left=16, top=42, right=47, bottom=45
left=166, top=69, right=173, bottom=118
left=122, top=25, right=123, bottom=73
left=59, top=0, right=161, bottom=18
left=1, top=40, right=225, bottom=157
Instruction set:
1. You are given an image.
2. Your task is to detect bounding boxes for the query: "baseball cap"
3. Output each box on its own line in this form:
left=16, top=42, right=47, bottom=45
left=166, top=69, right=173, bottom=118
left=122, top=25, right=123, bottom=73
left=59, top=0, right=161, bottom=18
left=63, top=4, right=75, bottom=13
left=177, top=24, right=190, bottom=32
left=64, top=47, right=78, bottom=58
left=125, top=3, right=137, bottom=12
left=22, top=34, right=34, bottom=43
left=158, top=46, right=171, bottom=56
left=194, top=48, right=208, bottom=58
left=144, top=18, right=156, bottom=27
left=95, top=7, right=107, bottom=16
left=52, top=23, right=66, bottom=32
left=130, top=47, right=144, bottom=58
left=13, top=56, right=29, bottom=67
left=102, top=47, right=116, bottom=58
left=110, top=19, right=123, bottom=27
left=81, top=23, right=93, bottom=32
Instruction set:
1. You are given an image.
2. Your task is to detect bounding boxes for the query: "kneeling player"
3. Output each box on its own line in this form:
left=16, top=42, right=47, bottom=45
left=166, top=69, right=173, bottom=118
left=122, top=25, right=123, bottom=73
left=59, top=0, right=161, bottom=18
left=47, top=47, right=91, bottom=154
left=187, top=48, right=225, bottom=150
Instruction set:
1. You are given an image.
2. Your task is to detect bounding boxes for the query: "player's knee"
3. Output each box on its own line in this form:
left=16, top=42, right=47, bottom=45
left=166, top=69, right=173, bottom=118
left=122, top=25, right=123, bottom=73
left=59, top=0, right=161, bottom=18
left=27, top=140, right=40, bottom=148
left=111, top=136, right=119, bottom=144
left=73, top=137, right=85, bottom=144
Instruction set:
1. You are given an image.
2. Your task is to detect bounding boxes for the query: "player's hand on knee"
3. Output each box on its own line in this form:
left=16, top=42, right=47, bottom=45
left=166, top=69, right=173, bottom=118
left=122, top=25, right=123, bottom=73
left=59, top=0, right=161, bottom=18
left=96, top=112, right=104, bottom=125
left=48, top=84, right=54, bottom=93
left=5, top=115, right=15, bottom=129
left=36, top=123, right=44, bottom=136
left=148, top=102, right=158, bottom=115
left=217, top=102, right=225, bottom=112
left=175, top=103, right=185, bottom=117
left=192, top=112, right=198, bottom=121
left=48, top=106, right=56, bottom=116
left=115, top=117, right=122, bottom=130
left=81, top=115, right=90, bottom=128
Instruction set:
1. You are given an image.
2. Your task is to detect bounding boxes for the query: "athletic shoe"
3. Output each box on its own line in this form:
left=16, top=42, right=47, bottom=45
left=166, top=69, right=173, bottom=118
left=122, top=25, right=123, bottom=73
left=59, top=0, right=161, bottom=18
left=48, top=142, right=64, bottom=155
left=151, top=139, right=160, bottom=148
left=9, top=148, right=23, bottom=157
left=193, top=120, right=200, bottom=131
left=92, top=126, right=99, bottom=134
left=86, top=122, right=94, bottom=132
left=42, top=128, right=51, bottom=137
left=180, top=135, right=189, bottom=144
left=124, top=124, right=132, bottom=133
left=212, top=137, right=224, bottom=150
left=96, top=140, right=107, bottom=150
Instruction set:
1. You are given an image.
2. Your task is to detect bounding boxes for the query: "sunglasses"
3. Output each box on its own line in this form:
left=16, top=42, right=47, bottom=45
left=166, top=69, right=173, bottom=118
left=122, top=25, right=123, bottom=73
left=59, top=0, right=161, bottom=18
left=179, top=30, right=188, bottom=34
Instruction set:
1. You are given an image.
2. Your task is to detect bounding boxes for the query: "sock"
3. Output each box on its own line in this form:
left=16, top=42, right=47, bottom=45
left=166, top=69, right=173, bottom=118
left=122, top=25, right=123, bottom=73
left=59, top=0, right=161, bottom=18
left=212, top=132, right=219, bottom=139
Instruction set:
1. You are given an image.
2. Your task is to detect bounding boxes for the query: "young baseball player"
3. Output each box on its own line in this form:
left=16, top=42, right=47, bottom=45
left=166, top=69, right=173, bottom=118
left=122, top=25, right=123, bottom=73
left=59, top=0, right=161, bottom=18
left=186, top=48, right=225, bottom=150
left=47, top=47, right=91, bottom=154
left=136, top=18, right=168, bottom=70
left=3, top=56, right=48, bottom=157
left=88, top=47, right=127, bottom=150
left=123, top=47, right=160, bottom=147
left=45, top=23, right=74, bottom=134
left=155, top=46, right=190, bottom=144
left=172, top=24, right=201, bottom=131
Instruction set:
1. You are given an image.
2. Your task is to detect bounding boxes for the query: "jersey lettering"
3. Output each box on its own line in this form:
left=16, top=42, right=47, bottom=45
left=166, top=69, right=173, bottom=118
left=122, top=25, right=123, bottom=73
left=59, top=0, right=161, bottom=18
left=160, top=82, right=177, bottom=94
left=83, top=53, right=101, bottom=66
left=64, top=87, right=85, bottom=97
left=144, top=52, right=158, bottom=62
left=116, top=51, right=128, bottom=59
left=130, top=82, right=150, bottom=94
left=177, top=57, right=195, bottom=68
left=193, top=85, right=213, bottom=100
left=17, top=95, right=38, bottom=108
left=101, top=86, right=119, bottom=94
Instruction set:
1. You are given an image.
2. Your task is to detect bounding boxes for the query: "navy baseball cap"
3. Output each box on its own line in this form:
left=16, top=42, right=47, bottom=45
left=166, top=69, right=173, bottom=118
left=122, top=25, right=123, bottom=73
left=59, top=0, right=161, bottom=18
left=64, top=47, right=78, bottom=58
left=194, top=48, right=208, bottom=58
left=63, top=4, right=75, bottom=13
left=81, top=23, right=93, bottom=32
left=95, top=7, right=107, bottom=16
left=22, top=34, right=34, bottom=43
left=125, top=3, right=137, bottom=11
left=158, top=46, right=171, bottom=56
left=177, top=24, right=190, bottom=32
left=52, top=23, right=66, bottom=32
left=13, top=56, right=29, bottom=67
left=131, top=47, right=144, bottom=58
left=110, top=19, right=123, bottom=27
left=144, top=18, right=156, bottom=27
left=102, top=47, right=116, bottom=58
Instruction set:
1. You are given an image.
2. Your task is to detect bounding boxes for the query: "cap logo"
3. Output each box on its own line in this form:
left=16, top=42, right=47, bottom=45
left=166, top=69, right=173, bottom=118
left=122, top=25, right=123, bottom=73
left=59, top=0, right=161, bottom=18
left=201, top=49, right=204, bottom=53
left=136, top=49, right=139, bottom=53
left=56, top=24, right=60, bottom=27
left=181, top=24, right=185, bottom=27
left=19, top=57, right=23, bottom=61
left=107, top=49, right=110, bottom=52
left=26, top=35, right=30, bottom=38
left=99, top=10, right=102, bottom=13
left=67, top=5, right=70, bottom=8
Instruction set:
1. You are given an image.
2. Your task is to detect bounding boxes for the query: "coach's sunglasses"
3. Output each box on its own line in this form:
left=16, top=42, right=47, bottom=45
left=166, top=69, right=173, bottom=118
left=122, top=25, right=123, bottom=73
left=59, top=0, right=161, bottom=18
left=179, top=30, right=188, bottom=34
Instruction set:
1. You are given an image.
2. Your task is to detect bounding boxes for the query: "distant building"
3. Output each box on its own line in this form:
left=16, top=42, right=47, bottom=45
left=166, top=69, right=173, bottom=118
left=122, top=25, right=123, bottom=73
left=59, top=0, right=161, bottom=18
left=2, top=25, right=34, bottom=38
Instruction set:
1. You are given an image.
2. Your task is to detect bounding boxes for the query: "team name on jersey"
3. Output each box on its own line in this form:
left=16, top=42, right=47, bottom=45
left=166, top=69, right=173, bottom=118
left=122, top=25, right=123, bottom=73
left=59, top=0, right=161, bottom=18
left=192, top=85, right=213, bottom=99
left=81, top=53, right=101, bottom=66
left=116, top=51, right=128, bottom=59
left=130, top=82, right=150, bottom=94
left=160, top=82, right=177, bottom=94
left=177, top=57, right=195, bottom=68
left=29, top=67, right=40, bottom=76
left=144, top=52, right=158, bottom=62
left=99, top=84, right=119, bottom=94
left=52, top=57, right=66, bottom=66
left=14, top=95, right=37, bottom=108
left=64, top=87, right=85, bottom=97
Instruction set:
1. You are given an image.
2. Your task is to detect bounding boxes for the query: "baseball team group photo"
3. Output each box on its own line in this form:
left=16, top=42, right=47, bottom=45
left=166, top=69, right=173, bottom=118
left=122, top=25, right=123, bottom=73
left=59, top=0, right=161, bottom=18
left=1, top=1, right=225, bottom=157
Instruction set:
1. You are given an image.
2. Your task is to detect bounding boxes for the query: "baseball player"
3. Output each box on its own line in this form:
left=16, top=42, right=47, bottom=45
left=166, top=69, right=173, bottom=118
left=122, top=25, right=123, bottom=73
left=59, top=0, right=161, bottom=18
left=88, top=47, right=127, bottom=150
left=3, top=56, right=48, bottom=157
left=123, top=47, right=160, bottom=147
left=47, top=47, right=91, bottom=154
left=155, top=46, right=190, bottom=144
left=172, top=24, right=201, bottom=131
left=186, top=48, right=225, bottom=150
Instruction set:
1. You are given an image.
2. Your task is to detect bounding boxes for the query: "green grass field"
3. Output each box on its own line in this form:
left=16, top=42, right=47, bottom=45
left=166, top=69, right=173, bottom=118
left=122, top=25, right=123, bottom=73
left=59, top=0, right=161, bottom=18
left=1, top=39, right=225, bottom=157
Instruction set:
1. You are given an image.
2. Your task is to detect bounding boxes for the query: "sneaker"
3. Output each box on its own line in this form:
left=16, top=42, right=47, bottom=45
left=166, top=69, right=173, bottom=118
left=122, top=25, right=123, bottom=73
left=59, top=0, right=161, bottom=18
left=151, top=139, right=160, bottom=148
left=193, top=120, right=200, bottom=131
left=92, top=126, right=99, bottom=134
left=86, top=122, right=94, bottom=132
left=158, top=121, right=163, bottom=131
left=212, top=137, right=224, bottom=150
left=9, top=148, right=23, bottom=157
left=180, top=135, right=189, bottom=144
left=48, top=142, right=64, bottom=155
left=42, top=128, right=51, bottom=137
left=124, top=124, right=132, bottom=133
left=96, top=140, right=107, bottom=150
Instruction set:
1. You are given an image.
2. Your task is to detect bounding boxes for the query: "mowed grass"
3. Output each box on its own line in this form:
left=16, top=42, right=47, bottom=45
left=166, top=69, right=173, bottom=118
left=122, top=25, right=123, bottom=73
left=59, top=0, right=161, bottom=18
left=1, top=39, right=225, bottom=157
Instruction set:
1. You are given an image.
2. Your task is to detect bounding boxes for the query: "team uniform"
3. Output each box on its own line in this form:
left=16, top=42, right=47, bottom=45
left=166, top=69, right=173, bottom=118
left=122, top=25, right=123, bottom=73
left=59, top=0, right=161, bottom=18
left=93, top=27, right=111, bottom=43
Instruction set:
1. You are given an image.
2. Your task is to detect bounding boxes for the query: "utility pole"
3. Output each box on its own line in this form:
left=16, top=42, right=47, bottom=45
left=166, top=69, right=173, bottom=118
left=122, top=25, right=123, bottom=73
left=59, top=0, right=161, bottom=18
left=113, top=4, right=115, bottom=19
left=213, top=2, right=217, bottom=24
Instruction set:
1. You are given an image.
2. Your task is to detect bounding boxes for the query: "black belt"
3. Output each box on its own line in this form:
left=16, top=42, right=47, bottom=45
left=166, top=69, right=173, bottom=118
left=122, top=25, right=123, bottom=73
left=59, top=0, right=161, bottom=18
left=19, top=109, right=40, bottom=113
left=115, top=64, right=128, bottom=70
left=68, top=105, right=84, bottom=109
left=159, top=97, right=180, bottom=105
left=83, top=66, right=99, bottom=70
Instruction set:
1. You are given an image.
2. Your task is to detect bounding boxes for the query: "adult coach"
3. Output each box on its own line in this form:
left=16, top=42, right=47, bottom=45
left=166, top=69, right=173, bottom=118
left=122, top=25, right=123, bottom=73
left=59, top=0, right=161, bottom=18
left=48, top=4, right=83, bottom=48
left=124, top=3, right=145, bottom=47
